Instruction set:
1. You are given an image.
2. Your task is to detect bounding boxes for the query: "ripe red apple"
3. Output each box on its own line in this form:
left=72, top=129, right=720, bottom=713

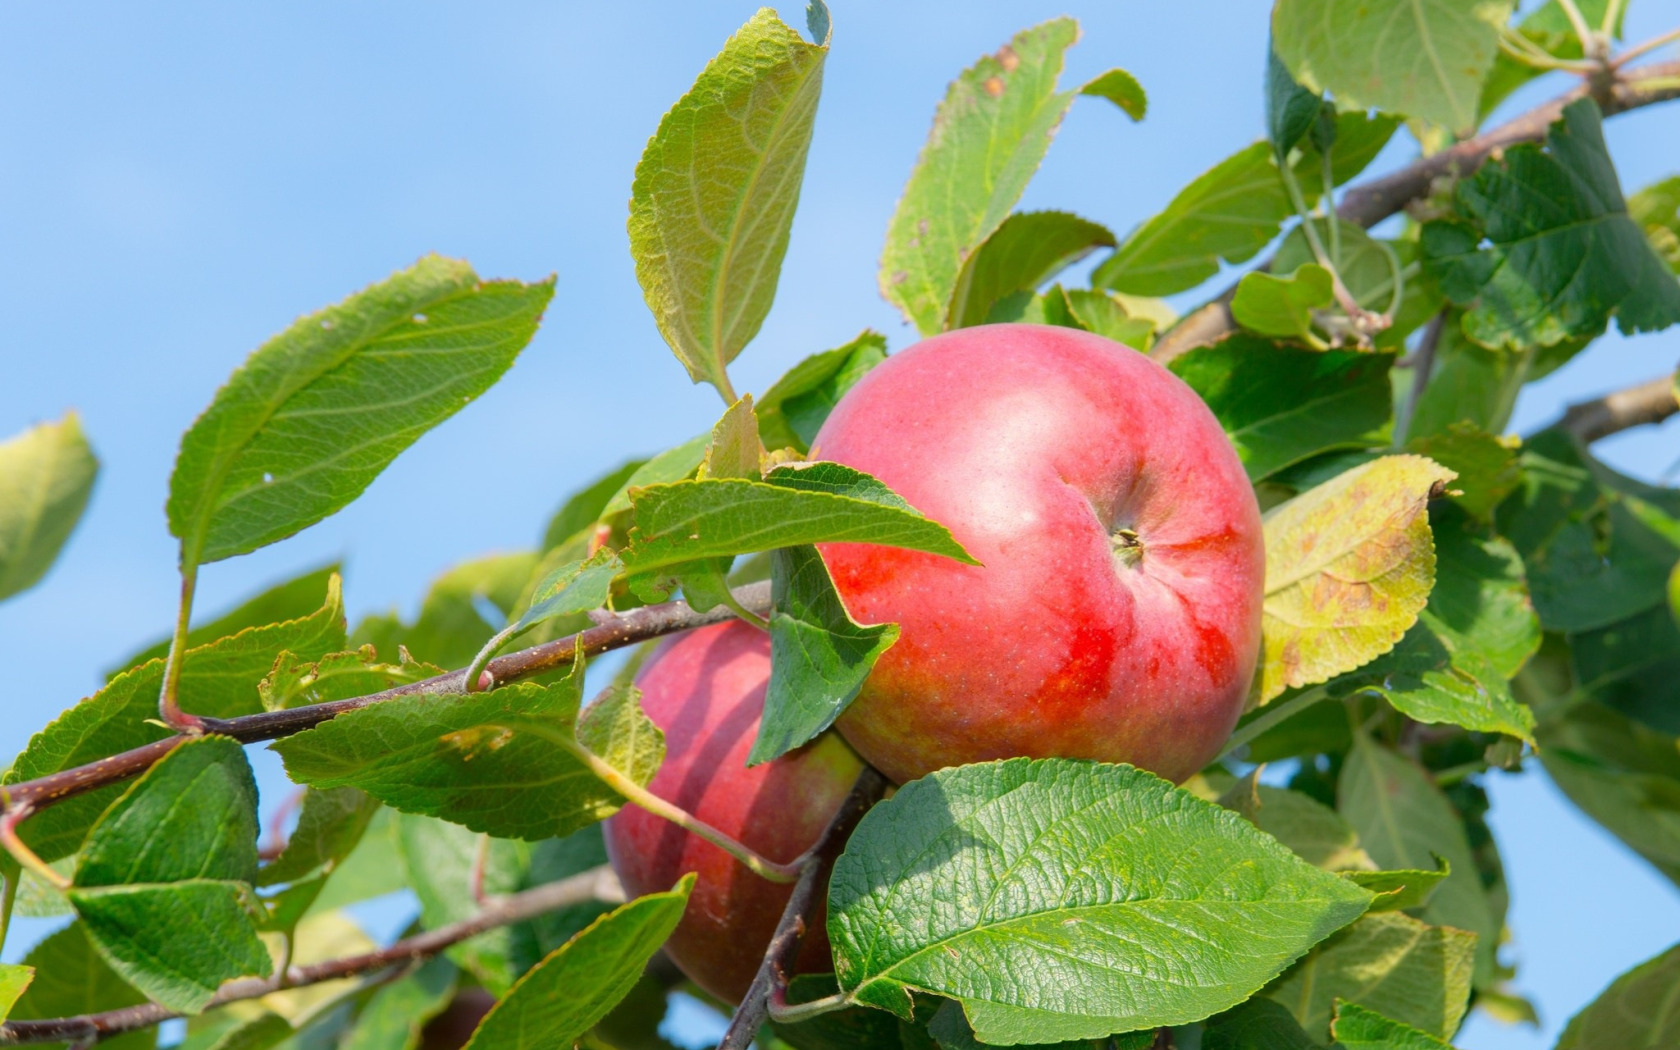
left=602, top=621, right=864, bottom=1003
left=811, top=322, right=1264, bottom=785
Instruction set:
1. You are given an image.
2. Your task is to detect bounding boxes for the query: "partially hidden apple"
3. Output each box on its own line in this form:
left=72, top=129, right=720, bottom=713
left=602, top=620, right=864, bottom=1003
left=811, top=322, right=1265, bottom=785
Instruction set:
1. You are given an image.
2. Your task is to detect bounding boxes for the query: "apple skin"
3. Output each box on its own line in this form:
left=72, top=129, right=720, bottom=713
left=602, top=621, right=864, bottom=1003
left=811, top=322, right=1265, bottom=785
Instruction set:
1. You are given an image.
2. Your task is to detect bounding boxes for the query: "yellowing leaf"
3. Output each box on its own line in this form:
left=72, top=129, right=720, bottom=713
left=1259, top=455, right=1454, bottom=702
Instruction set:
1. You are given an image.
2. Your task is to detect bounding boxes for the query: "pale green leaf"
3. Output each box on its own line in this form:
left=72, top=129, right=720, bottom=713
left=1343, top=863, right=1449, bottom=912
left=0, top=413, right=98, bottom=602
left=6, top=923, right=155, bottom=1050
left=1272, top=0, right=1514, bottom=130
left=1079, top=68, right=1146, bottom=121
left=1556, top=941, right=1680, bottom=1049
left=0, top=965, right=33, bottom=1022
left=1061, top=289, right=1158, bottom=349
left=542, top=460, right=645, bottom=552
left=259, top=645, right=443, bottom=712
left=168, top=255, right=554, bottom=565
left=513, top=548, right=623, bottom=635
left=352, top=551, right=538, bottom=670
left=628, top=8, right=827, bottom=394
left=396, top=814, right=535, bottom=994
left=1232, top=264, right=1334, bottom=340
left=340, top=956, right=457, bottom=1050
left=698, top=395, right=763, bottom=481
left=598, top=434, right=709, bottom=520
left=1217, top=773, right=1376, bottom=872
left=947, top=211, right=1115, bottom=329
left=575, top=685, right=665, bottom=791
left=828, top=758, right=1373, bottom=1044
left=1630, top=175, right=1680, bottom=273
left=880, top=18, right=1085, bottom=333
left=255, top=786, right=380, bottom=887
left=1258, top=455, right=1452, bottom=702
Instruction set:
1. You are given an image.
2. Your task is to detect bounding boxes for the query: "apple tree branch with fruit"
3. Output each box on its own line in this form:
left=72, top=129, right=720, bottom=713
left=4, top=1, right=1680, bottom=1048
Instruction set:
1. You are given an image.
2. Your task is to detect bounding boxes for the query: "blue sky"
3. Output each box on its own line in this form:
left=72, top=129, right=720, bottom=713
left=2, top=3, right=1677, bottom=1048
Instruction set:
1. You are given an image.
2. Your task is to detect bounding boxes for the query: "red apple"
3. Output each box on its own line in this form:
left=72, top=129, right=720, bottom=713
left=811, top=322, right=1264, bottom=785
left=602, top=621, right=864, bottom=1003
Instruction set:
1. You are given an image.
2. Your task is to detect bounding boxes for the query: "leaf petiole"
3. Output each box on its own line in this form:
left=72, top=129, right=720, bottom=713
left=0, top=804, right=69, bottom=892
left=157, top=565, right=206, bottom=731
left=767, top=989, right=852, bottom=1025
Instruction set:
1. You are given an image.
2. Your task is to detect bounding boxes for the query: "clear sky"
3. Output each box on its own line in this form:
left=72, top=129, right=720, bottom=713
left=1, top=3, right=1677, bottom=1048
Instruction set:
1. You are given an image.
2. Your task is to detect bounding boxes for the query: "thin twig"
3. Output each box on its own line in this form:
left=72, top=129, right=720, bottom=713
left=1554, top=373, right=1679, bottom=442
left=1613, top=26, right=1680, bottom=70
left=0, top=865, right=625, bottom=1046
left=1148, top=61, right=1680, bottom=363
left=0, top=582, right=771, bottom=818
left=717, top=767, right=890, bottom=1050
left=1395, top=311, right=1448, bottom=446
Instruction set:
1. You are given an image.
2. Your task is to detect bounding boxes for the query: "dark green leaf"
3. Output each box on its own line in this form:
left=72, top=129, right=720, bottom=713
left=0, top=413, right=98, bottom=602
left=1331, top=1001, right=1452, bottom=1050
left=750, top=544, right=898, bottom=765
left=770, top=974, right=918, bottom=1050
left=199, top=1013, right=294, bottom=1050
left=1231, top=264, right=1333, bottom=340
left=275, top=652, right=646, bottom=840
left=628, top=8, right=827, bottom=395
left=1573, top=604, right=1680, bottom=734
left=880, top=19, right=1087, bottom=333
left=6, top=923, right=155, bottom=1050
left=4, top=580, right=344, bottom=862
left=508, top=826, right=617, bottom=975
left=1338, top=736, right=1497, bottom=986
left=1078, top=68, right=1146, bottom=121
left=1272, top=0, right=1511, bottom=130
left=1265, top=912, right=1474, bottom=1043
left=758, top=332, right=888, bottom=453
left=112, top=563, right=340, bottom=678
left=1423, top=100, right=1680, bottom=350
left=543, top=461, right=645, bottom=551
left=1556, top=940, right=1680, bottom=1049
left=947, top=211, right=1115, bottom=329
left=340, top=956, right=457, bottom=1050
left=461, top=878, right=693, bottom=1050
left=256, top=787, right=380, bottom=887
left=168, top=256, right=554, bottom=566
left=1169, top=338, right=1393, bottom=481
left=1202, top=998, right=1319, bottom=1050
left=925, top=999, right=1120, bottom=1050
left=828, top=758, right=1372, bottom=1043
left=1265, top=44, right=1321, bottom=158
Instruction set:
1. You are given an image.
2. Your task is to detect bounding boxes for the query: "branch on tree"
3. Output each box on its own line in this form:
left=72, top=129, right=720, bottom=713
left=1150, top=59, right=1680, bottom=363
left=0, top=582, right=771, bottom=818
left=717, top=766, right=890, bottom=1050
left=0, top=864, right=626, bottom=1046
left=1556, top=373, right=1680, bottom=442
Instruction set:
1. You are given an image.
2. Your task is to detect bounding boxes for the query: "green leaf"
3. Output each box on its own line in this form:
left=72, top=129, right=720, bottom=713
left=75, top=736, right=259, bottom=887
left=298, top=806, right=408, bottom=914
left=926, top=998, right=1132, bottom=1050
left=628, top=8, right=827, bottom=395
left=259, top=645, right=444, bottom=712
left=0, top=965, right=33, bottom=1021
left=698, top=395, right=764, bottom=481
left=199, top=1013, right=294, bottom=1050
left=0, top=413, right=98, bottom=602
left=1538, top=702, right=1680, bottom=888
left=4, top=579, right=345, bottom=863
left=1092, top=143, right=1296, bottom=297
left=828, top=758, right=1373, bottom=1044
left=507, top=827, right=618, bottom=975
left=1575, top=603, right=1680, bottom=735
left=1170, top=339, right=1393, bottom=482
left=880, top=18, right=1088, bottom=333
left=1203, top=998, right=1321, bottom=1050
left=1257, top=455, right=1452, bottom=702
left=275, top=652, right=641, bottom=840
left=1331, top=1001, right=1453, bottom=1050
left=1266, top=44, right=1322, bottom=158
left=542, top=460, right=646, bottom=552
left=1480, top=0, right=1625, bottom=119
left=758, top=331, right=888, bottom=453
left=1079, top=68, right=1146, bottom=121
left=395, top=814, right=535, bottom=993
left=512, top=548, right=623, bottom=635
left=947, top=211, right=1115, bottom=329
left=1061, top=289, right=1159, bottom=349
left=66, top=882, right=271, bottom=1015
left=575, top=685, right=666, bottom=791
left=256, top=786, right=380, bottom=887
left=1218, top=775, right=1375, bottom=872
left=112, top=562, right=340, bottom=677
left=6, top=923, right=155, bottom=1050
left=340, top=956, right=457, bottom=1050
left=1557, top=940, right=1680, bottom=1049
left=598, top=434, right=710, bottom=520
left=1404, top=424, right=1520, bottom=520
left=352, top=551, right=538, bottom=670
left=770, top=974, right=922, bottom=1050
left=1272, top=0, right=1513, bottom=131
left=1343, top=863, right=1449, bottom=912
left=621, top=462, right=975, bottom=587
left=1630, top=175, right=1680, bottom=273
left=750, top=544, right=898, bottom=765
left=168, top=255, right=554, bottom=566
left=1497, top=431, right=1680, bottom=634
left=1338, top=736, right=1498, bottom=987
left=1232, top=264, right=1335, bottom=340
left=1265, top=911, right=1474, bottom=1043
left=1273, top=220, right=1440, bottom=350
left=462, top=878, right=693, bottom=1050
left=1424, top=100, right=1680, bottom=350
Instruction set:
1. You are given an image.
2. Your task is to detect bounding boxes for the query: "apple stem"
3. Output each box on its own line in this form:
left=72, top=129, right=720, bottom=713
left=567, top=741, right=805, bottom=883
left=1216, top=685, right=1331, bottom=763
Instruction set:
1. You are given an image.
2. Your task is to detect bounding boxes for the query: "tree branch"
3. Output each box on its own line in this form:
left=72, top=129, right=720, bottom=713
left=0, top=582, right=770, bottom=818
left=717, top=766, right=890, bottom=1050
left=1556, top=372, right=1679, bottom=442
left=0, top=865, right=626, bottom=1046
left=1149, top=60, right=1680, bottom=363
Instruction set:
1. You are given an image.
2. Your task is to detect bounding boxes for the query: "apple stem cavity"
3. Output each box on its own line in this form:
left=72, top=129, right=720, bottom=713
left=1110, top=527, right=1144, bottom=569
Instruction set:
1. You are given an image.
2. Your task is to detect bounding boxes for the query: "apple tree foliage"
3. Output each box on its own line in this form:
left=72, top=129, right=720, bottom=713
left=3, top=2, right=1680, bottom=1048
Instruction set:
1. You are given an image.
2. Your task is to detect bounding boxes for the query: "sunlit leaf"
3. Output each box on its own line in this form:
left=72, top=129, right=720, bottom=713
left=0, top=413, right=98, bottom=602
